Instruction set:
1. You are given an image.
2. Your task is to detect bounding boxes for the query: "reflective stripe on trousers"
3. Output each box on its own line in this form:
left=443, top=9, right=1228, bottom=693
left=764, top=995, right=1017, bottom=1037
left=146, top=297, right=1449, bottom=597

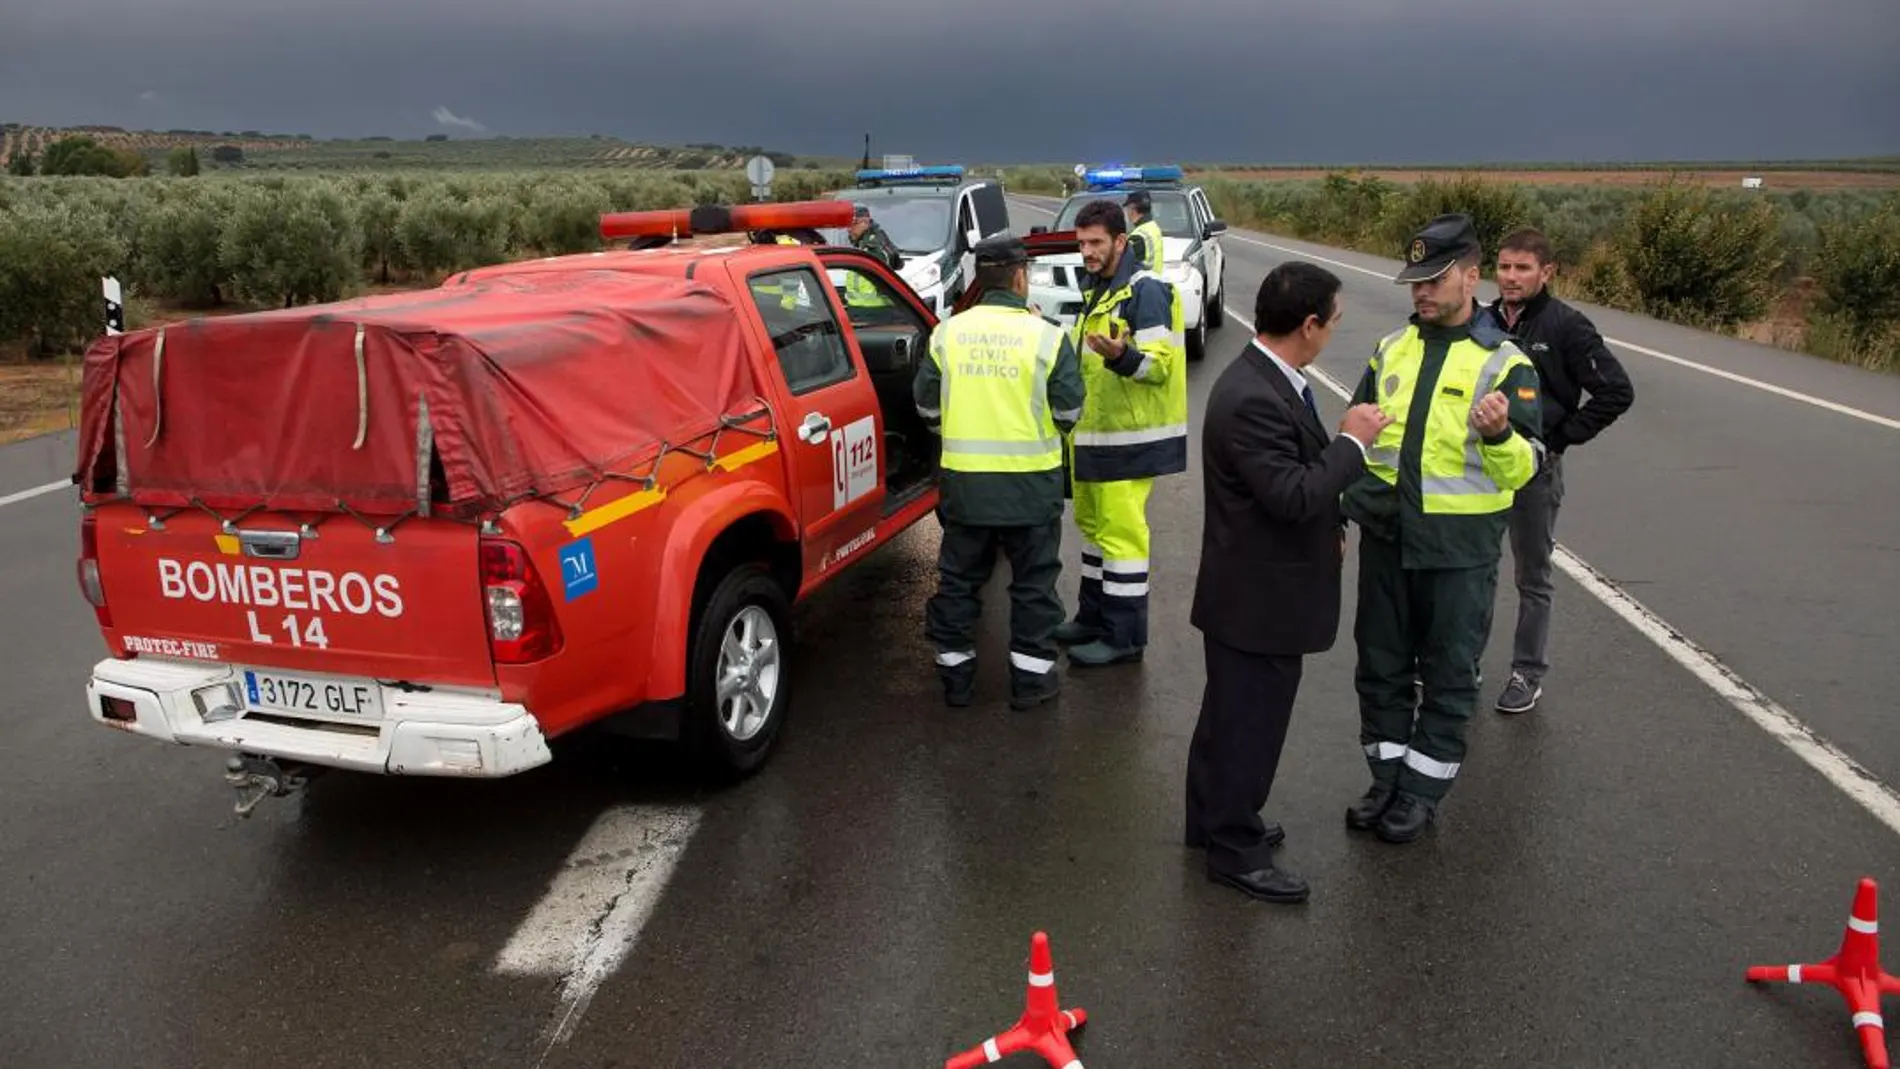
left=1071, top=477, right=1154, bottom=650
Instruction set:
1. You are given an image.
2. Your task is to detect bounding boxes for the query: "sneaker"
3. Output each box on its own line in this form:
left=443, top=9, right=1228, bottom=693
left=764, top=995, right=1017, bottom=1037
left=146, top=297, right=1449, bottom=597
left=1495, top=672, right=1541, bottom=714
left=1066, top=640, right=1143, bottom=667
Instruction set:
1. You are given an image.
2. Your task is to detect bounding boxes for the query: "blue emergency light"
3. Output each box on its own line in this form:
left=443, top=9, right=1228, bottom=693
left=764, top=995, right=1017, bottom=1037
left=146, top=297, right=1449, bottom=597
left=1082, top=164, right=1185, bottom=189
left=855, top=164, right=966, bottom=187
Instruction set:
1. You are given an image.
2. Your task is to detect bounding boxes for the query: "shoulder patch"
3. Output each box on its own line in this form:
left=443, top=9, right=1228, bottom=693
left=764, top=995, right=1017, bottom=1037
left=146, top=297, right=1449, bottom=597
left=1516, top=386, right=1537, bottom=401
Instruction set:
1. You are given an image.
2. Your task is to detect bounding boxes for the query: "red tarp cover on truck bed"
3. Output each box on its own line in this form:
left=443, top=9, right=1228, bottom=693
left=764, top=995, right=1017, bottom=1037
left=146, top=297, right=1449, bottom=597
left=75, top=266, right=766, bottom=517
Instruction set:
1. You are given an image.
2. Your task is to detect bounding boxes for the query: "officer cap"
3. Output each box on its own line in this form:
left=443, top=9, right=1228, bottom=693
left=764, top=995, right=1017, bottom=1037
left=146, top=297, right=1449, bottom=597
left=1125, top=189, right=1152, bottom=211
left=1394, top=212, right=1481, bottom=284
left=852, top=203, right=871, bottom=219
left=973, top=234, right=1030, bottom=267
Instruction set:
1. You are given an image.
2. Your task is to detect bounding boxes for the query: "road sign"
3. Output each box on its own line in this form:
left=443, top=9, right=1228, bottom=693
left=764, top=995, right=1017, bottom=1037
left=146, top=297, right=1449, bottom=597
left=745, top=155, right=776, bottom=187
left=750, top=184, right=771, bottom=201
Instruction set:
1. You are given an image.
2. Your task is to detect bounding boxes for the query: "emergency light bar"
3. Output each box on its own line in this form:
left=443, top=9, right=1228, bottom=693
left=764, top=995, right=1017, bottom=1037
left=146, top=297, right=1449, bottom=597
left=1081, top=164, right=1185, bottom=189
left=855, top=164, right=965, bottom=187
left=598, top=199, right=855, bottom=240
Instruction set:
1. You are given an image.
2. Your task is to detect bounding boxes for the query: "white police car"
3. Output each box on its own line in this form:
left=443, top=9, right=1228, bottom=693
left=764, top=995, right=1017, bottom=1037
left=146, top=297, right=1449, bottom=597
left=1026, top=165, right=1229, bottom=361
left=820, top=165, right=1012, bottom=317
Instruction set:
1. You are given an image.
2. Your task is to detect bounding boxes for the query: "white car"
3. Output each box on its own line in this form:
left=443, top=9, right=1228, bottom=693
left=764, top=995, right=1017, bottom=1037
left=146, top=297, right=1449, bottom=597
left=1026, top=170, right=1228, bottom=361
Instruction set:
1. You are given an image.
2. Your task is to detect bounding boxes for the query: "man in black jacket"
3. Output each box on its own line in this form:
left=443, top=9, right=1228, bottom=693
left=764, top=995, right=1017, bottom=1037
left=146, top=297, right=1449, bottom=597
left=1186, top=262, right=1390, bottom=902
left=1485, top=228, right=1635, bottom=714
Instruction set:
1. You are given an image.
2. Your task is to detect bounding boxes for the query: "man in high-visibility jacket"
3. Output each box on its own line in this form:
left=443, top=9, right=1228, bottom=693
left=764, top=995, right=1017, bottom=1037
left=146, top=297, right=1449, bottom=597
left=915, top=235, right=1087, bottom=710
left=1341, top=212, right=1546, bottom=845
left=1058, top=199, right=1189, bottom=666
left=1125, top=190, right=1166, bottom=275
left=849, top=204, right=903, bottom=270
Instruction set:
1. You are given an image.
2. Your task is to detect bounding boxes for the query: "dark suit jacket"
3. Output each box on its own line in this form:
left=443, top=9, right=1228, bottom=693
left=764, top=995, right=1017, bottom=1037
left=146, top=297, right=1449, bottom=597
left=1189, top=342, right=1369, bottom=656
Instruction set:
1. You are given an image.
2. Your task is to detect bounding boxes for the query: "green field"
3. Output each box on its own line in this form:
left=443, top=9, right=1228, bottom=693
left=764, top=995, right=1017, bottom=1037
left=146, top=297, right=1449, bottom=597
left=2, top=125, right=1897, bottom=381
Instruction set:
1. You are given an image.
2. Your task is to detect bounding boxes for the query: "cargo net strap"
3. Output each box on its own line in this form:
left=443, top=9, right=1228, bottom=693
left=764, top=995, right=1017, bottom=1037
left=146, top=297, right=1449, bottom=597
left=136, top=497, right=423, bottom=542
left=496, top=399, right=780, bottom=523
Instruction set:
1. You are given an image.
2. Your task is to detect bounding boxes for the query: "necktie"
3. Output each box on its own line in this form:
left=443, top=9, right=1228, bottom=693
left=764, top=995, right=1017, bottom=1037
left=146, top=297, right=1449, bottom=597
left=1300, top=382, right=1319, bottom=423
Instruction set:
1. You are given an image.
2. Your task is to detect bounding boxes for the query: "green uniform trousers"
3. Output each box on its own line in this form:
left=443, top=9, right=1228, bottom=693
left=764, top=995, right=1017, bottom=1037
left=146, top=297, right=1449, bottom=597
left=926, top=518, right=1064, bottom=694
left=1353, top=531, right=1500, bottom=803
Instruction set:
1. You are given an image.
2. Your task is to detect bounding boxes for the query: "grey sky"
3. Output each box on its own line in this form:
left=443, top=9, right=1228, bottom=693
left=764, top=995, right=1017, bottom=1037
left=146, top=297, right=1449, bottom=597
left=5, top=0, right=1896, bottom=163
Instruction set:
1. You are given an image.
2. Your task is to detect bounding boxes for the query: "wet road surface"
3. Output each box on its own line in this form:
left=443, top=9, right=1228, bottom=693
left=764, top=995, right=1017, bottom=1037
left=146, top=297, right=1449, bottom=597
left=1, top=200, right=1895, bottom=1068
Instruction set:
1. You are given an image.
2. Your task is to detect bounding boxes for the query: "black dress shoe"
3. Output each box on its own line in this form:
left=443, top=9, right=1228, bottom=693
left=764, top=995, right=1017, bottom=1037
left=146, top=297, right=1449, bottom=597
left=1208, top=863, right=1310, bottom=904
left=1376, top=794, right=1436, bottom=843
left=1345, top=784, right=1396, bottom=830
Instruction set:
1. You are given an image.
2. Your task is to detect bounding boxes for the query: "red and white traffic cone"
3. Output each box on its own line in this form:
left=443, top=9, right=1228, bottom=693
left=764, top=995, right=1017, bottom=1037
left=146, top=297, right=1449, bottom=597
left=944, top=931, right=1088, bottom=1069
left=1747, top=877, right=1899, bottom=1068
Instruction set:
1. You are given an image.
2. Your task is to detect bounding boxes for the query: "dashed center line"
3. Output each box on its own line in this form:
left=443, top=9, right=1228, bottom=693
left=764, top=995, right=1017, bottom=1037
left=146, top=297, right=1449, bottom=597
left=496, top=804, right=703, bottom=1064
left=0, top=480, right=70, bottom=510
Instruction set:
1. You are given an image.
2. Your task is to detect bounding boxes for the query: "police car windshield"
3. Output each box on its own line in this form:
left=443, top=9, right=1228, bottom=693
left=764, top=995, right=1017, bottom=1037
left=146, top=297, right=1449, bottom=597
left=834, top=195, right=953, bottom=254
left=1056, top=191, right=1195, bottom=238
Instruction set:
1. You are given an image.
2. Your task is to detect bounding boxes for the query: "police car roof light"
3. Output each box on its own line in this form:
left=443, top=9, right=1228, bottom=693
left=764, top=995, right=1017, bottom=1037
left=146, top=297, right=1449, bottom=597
left=854, top=164, right=965, bottom=187
left=1082, top=164, right=1185, bottom=188
left=599, top=200, right=855, bottom=239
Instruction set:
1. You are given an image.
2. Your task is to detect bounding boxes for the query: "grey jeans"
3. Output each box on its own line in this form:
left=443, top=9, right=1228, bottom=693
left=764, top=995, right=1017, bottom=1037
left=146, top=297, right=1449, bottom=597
left=1507, top=452, right=1565, bottom=683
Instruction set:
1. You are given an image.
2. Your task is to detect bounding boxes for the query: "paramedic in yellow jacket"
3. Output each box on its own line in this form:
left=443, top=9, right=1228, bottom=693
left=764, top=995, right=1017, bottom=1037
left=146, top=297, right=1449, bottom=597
left=1057, top=199, right=1189, bottom=667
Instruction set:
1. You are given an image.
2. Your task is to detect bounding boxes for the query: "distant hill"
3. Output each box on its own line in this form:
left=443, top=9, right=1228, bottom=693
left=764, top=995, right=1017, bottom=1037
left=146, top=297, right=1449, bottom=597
left=1, top=124, right=314, bottom=164
left=0, top=123, right=844, bottom=172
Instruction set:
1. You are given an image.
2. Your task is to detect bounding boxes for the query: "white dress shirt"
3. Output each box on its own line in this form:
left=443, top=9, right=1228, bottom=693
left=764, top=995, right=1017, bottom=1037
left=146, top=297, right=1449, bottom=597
left=1253, top=340, right=1367, bottom=458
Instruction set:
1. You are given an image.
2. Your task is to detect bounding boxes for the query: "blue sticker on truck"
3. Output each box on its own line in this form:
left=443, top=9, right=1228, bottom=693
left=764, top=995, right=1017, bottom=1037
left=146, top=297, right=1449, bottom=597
left=559, top=538, right=599, bottom=600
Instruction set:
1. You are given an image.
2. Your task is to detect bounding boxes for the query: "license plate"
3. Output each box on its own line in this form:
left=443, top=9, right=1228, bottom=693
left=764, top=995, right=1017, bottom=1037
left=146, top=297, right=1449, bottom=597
left=242, top=668, right=385, bottom=722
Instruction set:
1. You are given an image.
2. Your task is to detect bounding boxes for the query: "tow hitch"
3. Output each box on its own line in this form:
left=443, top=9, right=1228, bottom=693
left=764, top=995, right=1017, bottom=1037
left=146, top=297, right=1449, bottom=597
left=224, top=754, right=320, bottom=818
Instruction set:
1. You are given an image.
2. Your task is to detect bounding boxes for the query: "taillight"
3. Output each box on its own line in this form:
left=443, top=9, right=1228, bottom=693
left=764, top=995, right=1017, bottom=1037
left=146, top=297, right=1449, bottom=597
left=77, top=513, right=111, bottom=628
left=480, top=538, right=562, bottom=664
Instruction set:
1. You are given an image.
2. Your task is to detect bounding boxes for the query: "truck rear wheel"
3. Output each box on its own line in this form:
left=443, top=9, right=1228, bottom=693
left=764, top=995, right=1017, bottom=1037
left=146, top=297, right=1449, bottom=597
left=684, top=562, right=791, bottom=777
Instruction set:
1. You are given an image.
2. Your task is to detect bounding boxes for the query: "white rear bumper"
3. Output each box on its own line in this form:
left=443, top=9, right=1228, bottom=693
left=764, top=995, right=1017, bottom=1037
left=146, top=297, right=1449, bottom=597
left=86, top=657, right=552, bottom=778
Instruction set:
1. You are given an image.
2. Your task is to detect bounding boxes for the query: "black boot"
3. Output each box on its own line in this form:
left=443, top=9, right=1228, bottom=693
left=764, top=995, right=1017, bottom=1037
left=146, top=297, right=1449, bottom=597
left=1009, top=672, right=1061, bottom=711
left=939, top=665, right=976, bottom=708
left=1345, top=783, right=1396, bottom=830
left=1375, top=793, right=1436, bottom=844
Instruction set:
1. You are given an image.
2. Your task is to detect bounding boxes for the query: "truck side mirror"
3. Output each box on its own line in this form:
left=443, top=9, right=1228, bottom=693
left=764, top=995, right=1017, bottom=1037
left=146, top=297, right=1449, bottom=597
left=1205, top=219, right=1228, bottom=237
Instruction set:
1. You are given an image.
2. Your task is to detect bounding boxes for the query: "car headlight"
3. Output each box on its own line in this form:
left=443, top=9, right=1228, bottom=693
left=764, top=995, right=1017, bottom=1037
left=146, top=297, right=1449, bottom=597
left=1028, top=265, right=1055, bottom=287
left=1164, top=261, right=1197, bottom=286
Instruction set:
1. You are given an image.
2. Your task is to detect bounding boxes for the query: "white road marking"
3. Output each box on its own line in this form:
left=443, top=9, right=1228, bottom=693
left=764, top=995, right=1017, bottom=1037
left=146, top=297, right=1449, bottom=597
left=0, top=480, right=70, bottom=509
left=1218, top=230, right=1900, bottom=433
left=1011, top=195, right=1900, bottom=431
left=1223, top=300, right=1900, bottom=840
left=496, top=804, right=702, bottom=1064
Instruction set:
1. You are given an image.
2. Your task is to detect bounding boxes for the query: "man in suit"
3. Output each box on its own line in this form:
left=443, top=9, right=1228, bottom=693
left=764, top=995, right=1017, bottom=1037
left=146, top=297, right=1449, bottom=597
left=1186, top=262, right=1393, bottom=903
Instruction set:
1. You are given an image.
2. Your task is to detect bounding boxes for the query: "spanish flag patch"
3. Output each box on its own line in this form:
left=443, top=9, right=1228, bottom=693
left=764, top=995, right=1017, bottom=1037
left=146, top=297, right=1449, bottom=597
left=1516, top=387, right=1537, bottom=401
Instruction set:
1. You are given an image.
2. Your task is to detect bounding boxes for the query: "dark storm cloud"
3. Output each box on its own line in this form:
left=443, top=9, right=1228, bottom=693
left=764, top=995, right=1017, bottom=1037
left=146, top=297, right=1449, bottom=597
left=3, top=0, right=1895, bottom=162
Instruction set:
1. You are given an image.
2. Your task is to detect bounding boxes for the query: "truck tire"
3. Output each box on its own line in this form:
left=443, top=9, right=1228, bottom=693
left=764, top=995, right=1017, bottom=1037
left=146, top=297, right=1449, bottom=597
left=683, top=562, right=791, bottom=778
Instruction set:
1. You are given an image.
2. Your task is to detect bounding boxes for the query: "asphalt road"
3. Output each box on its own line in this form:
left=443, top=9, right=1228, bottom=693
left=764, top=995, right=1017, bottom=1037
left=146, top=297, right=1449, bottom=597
left=1, top=200, right=1895, bottom=1068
